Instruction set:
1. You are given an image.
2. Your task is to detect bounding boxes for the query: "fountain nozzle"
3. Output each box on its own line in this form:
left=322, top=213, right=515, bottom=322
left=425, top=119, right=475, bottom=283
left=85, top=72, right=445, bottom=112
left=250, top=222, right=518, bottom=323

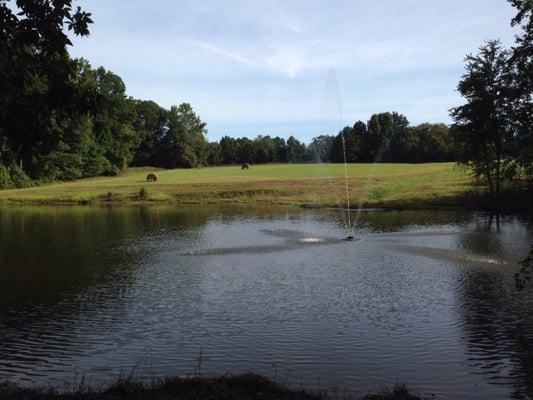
left=343, top=234, right=361, bottom=241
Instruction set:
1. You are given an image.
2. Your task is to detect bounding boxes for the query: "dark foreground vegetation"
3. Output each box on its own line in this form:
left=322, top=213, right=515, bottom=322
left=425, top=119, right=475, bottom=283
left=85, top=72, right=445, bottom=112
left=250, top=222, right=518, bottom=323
left=0, top=374, right=423, bottom=400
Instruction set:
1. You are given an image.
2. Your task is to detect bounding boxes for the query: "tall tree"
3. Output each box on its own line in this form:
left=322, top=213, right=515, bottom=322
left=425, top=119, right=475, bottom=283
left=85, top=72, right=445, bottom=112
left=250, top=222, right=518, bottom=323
left=508, top=0, right=533, bottom=190
left=0, top=0, right=92, bottom=174
left=92, top=67, right=138, bottom=174
left=409, top=123, right=454, bottom=162
left=286, top=136, right=310, bottom=162
left=310, top=135, right=334, bottom=162
left=385, top=112, right=411, bottom=162
left=273, top=137, right=288, bottom=163
left=366, top=112, right=394, bottom=161
left=131, top=100, right=168, bottom=166
left=220, top=136, right=236, bottom=164
left=450, top=41, right=514, bottom=201
left=157, top=103, right=207, bottom=168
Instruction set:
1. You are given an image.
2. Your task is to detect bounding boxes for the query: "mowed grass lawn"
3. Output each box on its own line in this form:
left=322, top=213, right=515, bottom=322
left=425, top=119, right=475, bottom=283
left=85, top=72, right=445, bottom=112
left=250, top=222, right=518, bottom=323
left=0, top=163, right=473, bottom=207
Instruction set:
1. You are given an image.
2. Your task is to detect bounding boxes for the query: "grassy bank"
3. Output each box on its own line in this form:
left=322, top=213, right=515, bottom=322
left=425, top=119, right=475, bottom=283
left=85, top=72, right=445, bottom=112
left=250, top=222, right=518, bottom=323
left=0, top=373, right=423, bottom=400
left=0, top=163, right=476, bottom=209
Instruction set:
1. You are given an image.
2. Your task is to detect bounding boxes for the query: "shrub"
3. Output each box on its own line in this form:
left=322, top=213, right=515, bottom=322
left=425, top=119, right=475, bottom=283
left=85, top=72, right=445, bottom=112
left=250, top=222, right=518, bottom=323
left=0, top=164, right=13, bottom=189
left=8, top=164, right=32, bottom=188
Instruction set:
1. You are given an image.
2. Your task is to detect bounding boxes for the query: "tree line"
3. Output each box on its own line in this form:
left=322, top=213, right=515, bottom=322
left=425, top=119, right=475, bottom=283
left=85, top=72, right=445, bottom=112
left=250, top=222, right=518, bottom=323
left=213, top=117, right=455, bottom=165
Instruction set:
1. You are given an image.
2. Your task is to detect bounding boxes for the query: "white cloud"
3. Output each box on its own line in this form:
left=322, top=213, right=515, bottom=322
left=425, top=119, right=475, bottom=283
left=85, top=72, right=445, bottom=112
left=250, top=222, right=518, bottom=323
left=72, top=0, right=518, bottom=141
left=194, top=41, right=257, bottom=67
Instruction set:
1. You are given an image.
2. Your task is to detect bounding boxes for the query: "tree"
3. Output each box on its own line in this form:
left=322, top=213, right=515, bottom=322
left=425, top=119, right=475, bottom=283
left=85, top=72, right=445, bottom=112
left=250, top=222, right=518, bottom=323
left=366, top=112, right=394, bottom=161
left=409, top=123, right=454, bottom=162
left=157, top=104, right=207, bottom=168
left=273, top=137, right=288, bottom=162
left=385, top=112, right=411, bottom=161
left=91, top=67, right=139, bottom=174
left=220, top=136, right=236, bottom=164
left=252, top=135, right=276, bottom=163
left=310, top=135, right=334, bottom=162
left=131, top=100, right=168, bottom=166
left=0, top=0, right=92, bottom=175
left=287, top=136, right=309, bottom=162
left=234, top=137, right=253, bottom=163
left=508, top=0, right=533, bottom=190
left=450, top=41, right=515, bottom=201
left=206, top=142, right=222, bottom=165
left=330, top=126, right=356, bottom=163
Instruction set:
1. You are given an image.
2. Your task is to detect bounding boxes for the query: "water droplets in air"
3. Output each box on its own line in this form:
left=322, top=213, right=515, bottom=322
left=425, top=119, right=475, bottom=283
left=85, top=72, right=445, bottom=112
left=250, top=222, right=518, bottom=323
left=320, top=69, right=352, bottom=237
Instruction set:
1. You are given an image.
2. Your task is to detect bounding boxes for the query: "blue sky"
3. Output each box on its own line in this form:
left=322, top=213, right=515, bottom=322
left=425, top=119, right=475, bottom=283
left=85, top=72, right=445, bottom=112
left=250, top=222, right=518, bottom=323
left=71, top=0, right=518, bottom=143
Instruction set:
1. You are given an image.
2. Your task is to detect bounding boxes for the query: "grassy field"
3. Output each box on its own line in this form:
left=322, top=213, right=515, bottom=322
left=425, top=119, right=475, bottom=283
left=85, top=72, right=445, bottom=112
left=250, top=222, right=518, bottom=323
left=0, top=163, right=474, bottom=208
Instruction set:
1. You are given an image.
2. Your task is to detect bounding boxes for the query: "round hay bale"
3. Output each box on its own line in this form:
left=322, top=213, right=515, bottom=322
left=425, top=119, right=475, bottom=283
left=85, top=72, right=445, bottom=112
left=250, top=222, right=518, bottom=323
left=146, top=172, right=159, bottom=182
left=241, top=163, right=250, bottom=170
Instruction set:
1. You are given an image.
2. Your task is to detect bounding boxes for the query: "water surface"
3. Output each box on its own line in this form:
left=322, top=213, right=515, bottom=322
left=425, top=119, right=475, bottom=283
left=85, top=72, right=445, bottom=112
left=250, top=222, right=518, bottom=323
left=0, top=205, right=531, bottom=399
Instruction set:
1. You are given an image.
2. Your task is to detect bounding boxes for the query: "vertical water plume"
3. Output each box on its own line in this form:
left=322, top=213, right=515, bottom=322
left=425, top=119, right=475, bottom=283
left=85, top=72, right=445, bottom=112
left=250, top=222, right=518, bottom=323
left=325, top=69, right=351, bottom=233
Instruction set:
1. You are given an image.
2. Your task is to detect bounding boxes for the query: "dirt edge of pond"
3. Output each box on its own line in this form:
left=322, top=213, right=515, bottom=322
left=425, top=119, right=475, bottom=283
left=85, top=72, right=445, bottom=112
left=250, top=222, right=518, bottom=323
left=0, top=373, right=426, bottom=400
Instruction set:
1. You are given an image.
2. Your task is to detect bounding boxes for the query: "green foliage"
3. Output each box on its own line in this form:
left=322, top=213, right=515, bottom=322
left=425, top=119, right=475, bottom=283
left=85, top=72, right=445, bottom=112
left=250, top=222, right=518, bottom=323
left=310, top=135, right=334, bottom=162
left=408, top=124, right=454, bottom=162
left=451, top=40, right=525, bottom=199
left=286, top=136, right=311, bottom=162
left=154, top=103, right=208, bottom=168
left=0, top=165, right=12, bottom=189
left=0, top=0, right=93, bottom=178
left=449, top=2, right=533, bottom=200
left=328, top=114, right=456, bottom=163
left=131, top=100, right=168, bottom=166
left=206, top=142, right=223, bottom=165
left=508, top=0, right=533, bottom=190
left=8, top=164, right=33, bottom=188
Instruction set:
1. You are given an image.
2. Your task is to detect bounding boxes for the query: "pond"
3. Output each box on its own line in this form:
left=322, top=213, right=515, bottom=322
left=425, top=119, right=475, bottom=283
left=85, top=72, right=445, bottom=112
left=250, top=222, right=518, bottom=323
left=0, top=205, right=532, bottom=399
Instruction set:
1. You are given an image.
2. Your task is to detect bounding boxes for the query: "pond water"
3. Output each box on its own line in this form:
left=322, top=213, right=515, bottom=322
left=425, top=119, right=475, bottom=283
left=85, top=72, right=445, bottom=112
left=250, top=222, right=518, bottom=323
left=0, top=205, right=532, bottom=399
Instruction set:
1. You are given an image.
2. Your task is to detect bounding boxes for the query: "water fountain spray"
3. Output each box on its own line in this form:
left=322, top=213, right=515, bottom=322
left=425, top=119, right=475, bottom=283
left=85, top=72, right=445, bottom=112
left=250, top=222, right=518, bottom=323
left=325, top=70, right=354, bottom=240
left=340, top=128, right=354, bottom=240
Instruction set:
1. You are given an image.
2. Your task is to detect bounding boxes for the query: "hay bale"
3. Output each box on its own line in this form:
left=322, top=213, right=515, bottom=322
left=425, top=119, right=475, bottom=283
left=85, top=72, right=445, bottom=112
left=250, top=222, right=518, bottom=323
left=241, top=163, right=250, bottom=170
left=147, top=172, right=159, bottom=182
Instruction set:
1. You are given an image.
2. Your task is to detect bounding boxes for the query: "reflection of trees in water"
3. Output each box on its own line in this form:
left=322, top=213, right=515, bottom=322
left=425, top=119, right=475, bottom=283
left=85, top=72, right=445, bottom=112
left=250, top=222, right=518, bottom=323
left=343, top=209, right=476, bottom=232
left=456, top=221, right=505, bottom=256
left=0, top=205, right=217, bottom=380
left=455, top=216, right=533, bottom=399
left=0, top=204, right=319, bottom=381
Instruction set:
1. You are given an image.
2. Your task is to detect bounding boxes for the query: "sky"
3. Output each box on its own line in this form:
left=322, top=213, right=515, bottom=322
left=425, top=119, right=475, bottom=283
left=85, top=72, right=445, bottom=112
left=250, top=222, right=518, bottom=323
left=70, top=0, right=518, bottom=143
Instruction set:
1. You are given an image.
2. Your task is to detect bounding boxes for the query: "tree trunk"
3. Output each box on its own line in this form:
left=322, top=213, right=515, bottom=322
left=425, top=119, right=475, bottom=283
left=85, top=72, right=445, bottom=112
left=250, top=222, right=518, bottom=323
left=482, top=136, right=494, bottom=196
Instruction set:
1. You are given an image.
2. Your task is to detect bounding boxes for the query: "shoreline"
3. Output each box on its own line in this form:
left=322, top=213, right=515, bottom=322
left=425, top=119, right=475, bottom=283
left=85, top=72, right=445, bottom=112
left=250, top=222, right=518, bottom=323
left=0, top=373, right=423, bottom=400
left=0, top=193, right=530, bottom=214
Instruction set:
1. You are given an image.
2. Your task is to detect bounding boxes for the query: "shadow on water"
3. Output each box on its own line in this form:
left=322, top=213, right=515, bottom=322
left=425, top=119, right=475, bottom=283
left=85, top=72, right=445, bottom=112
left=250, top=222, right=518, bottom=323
left=452, top=216, right=533, bottom=399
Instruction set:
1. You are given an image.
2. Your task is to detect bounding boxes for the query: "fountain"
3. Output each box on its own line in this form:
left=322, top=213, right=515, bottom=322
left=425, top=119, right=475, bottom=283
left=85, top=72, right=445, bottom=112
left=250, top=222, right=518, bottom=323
left=324, top=69, right=356, bottom=241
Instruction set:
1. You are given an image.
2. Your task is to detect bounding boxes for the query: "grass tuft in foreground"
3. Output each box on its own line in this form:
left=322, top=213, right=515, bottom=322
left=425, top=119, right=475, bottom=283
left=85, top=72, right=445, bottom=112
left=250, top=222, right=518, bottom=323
left=0, top=374, right=425, bottom=400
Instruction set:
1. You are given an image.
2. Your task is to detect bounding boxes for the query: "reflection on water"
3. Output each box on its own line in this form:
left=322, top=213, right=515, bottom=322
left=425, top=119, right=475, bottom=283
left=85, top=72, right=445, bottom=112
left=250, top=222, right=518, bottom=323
left=186, top=229, right=340, bottom=255
left=384, top=244, right=512, bottom=267
left=0, top=205, right=532, bottom=399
